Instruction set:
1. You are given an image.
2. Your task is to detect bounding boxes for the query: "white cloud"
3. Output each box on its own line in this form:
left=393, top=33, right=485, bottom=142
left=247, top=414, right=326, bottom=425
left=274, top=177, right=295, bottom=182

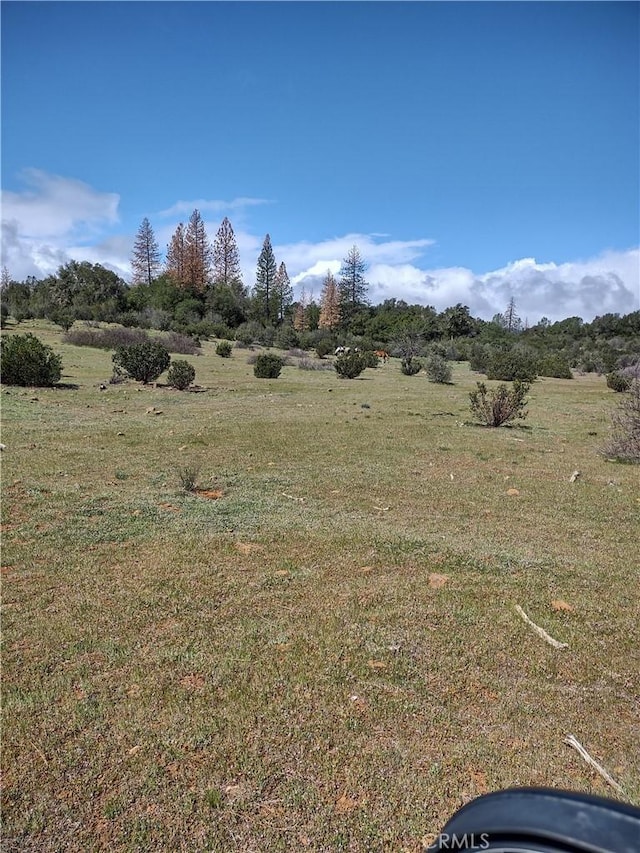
left=1, top=169, right=121, bottom=279
left=2, top=169, right=119, bottom=240
left=157, top=197, right=272, bottom=219
left=1, top=170, right=638, bottom=323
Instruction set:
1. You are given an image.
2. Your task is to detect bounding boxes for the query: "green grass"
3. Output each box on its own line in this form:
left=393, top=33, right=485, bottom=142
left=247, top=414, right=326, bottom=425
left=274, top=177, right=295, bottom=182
left=2, top=320, right=639, bottom=852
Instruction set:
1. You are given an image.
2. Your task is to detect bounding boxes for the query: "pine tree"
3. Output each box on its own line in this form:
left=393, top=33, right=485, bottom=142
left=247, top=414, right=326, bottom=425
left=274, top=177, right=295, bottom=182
left=131, top=217, right=161, bottom=285
left=273, top=261, right=292, bottom=323
left=184, top=209, right=212, bottom=292
left=166, top=223, right=186, bottom=285
left=319, top=270, right=341, bottom=331
left=293, top=286, right=308, bottom=332
left=212, top=216, right=243, bottom=293
left=338, top=245, right=368, bottom=323
left=253, top=234, right=278, bottom=322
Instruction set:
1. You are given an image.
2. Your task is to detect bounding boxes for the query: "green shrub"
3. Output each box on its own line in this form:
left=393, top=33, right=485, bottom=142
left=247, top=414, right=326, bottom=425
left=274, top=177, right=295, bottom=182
left=487, top=348, right=538, bottom=382
left=400, top=357, right=422, bottom=376
left=361, top=350, right=380, bottom=368
left=274, top=325, right=299, bottom=350
left=315, top=338, right=334, bottom=359
left=469, top=380, right=529, bottom=427
left=216, top=341, right=233, bottom=358
left=0, top=333, right=63, bottom=387
left=538, top=355, right=573, bottom=379
left=426, top=353, right=452, bottom=384
left=334, top=351, right=367, bottom=379
left=606, top=372, right=631, bottom=392
left=254, top=353, right=285, bottom=378
left=469, top=342, right=491, bottom=373
left=112, top=341, right=170, bottom=384
left=167, top=359, right=196, bottom=390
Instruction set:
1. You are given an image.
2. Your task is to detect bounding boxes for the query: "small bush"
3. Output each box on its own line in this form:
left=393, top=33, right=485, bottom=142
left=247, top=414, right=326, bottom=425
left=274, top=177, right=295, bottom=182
left=335, top=351, right=367, bottom=379
left=167, top=359, right=196, bottom=390
left=112, top=341, right=170, bottom=384
left=426, top=353, right=452, bottom=384
left=0, top=333, right=63, bottom=386
left=600, top=379, right=640, bottom=463
left=606, top=372, right=631, bottom=393
left=400, top=357, right=422, bottom=376
left=315, top=338, right=335, bottom=359
left=468, top=342, right=491, bottom=373
left=487, top=348, right=538, bottom=382
left=216, top=341, right=233, bottom=358
left=177, top=464, right=200, bottom=492
left=361, top=351, right=380, bottom=369
left=274, top=325, right=299, bottom=350
left=254, top=353, right=285, bottom=378
left=469, top=380, right=529, bottom=427
left=538, top=355, right=573, bottom=379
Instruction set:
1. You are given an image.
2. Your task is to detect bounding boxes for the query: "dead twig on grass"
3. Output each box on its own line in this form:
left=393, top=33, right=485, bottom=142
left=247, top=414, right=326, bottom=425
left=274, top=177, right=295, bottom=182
left=564, top=734, right=625, bottom=795
left=515, top=604, right=568, bottom=649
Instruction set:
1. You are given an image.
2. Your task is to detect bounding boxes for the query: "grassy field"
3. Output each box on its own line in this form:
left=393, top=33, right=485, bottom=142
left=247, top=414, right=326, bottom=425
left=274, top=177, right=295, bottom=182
left=2, top=321, right=639, bottom=852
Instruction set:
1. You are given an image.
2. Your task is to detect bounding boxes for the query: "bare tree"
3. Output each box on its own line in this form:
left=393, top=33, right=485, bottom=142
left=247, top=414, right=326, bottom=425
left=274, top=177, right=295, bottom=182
left=166, top=223, right=186, bottom=285
left=503, top=297, right=522, bottom=333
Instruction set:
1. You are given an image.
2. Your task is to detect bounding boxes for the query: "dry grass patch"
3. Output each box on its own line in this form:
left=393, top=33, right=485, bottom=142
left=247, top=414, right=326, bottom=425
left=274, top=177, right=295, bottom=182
left=2, top=324, right=639, bottom=851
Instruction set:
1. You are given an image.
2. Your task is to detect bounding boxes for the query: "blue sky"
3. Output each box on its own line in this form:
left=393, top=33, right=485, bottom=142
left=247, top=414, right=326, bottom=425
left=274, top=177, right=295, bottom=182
left=1, top=1, right=638, bottom=322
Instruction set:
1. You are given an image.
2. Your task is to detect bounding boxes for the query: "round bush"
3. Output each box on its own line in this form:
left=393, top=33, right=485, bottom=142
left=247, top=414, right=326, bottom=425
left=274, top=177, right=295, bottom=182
left=400, top=357, right=422, bottom=376
left=361, top=350, right=380, bottom=369
left=487, top=348, right=538, bottom=382
left=426, top=353, right=452, bottom=384
left=167, top=359, right=196, bottom=390
left=216, top=341, right=233, bottom=358
left=254, top=353, right=285, bottom=378
left=0, top=333, right=63, bottom=386
left=606, top=372, right=631, bottom=392
left=538, top=355, right=573, bottom=379
left=334, top=351, right=367, bottom=379
left=112, top=341, right=170, bottom=384
left=315, top=338, right=334, bottom=359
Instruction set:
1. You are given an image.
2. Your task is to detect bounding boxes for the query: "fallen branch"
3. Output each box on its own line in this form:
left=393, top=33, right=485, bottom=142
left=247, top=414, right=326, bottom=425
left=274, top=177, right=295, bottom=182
left=515, top=604, right=568, bottom=649
left=564, top=734, right=625, bottom=795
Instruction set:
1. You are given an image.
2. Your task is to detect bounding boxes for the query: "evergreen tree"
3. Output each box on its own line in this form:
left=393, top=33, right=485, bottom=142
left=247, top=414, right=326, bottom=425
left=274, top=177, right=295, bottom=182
left=212, top=216, right=243, bottom=293
left=319, top=270, right=341, bottom=331
left=184, top=209, right=212, bottom=292
left=166, top=223, right=186, bottom=285
left=253, top=234, right=278, bottom=322
left=131, top=217, right=161, bottom=285
left=338, top=245, right=368, bottom=323
left=273, top=261, right=292, bottom=323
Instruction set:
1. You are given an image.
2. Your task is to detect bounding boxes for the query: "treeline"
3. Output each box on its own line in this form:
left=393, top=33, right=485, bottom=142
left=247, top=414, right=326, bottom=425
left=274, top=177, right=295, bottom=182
left=1, top=211, right=639, bottom=378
